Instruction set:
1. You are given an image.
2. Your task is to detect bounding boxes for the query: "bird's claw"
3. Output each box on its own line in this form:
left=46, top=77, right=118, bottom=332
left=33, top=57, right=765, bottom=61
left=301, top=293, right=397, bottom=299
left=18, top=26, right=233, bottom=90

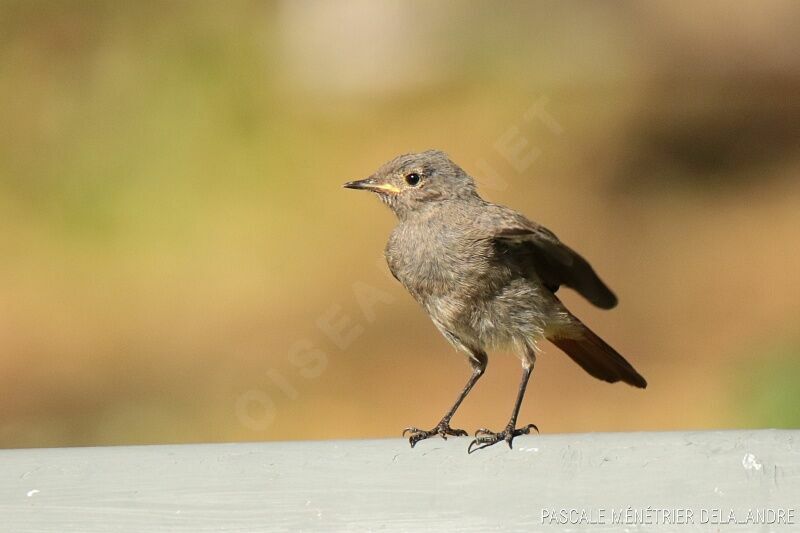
left=403, top=422, right=468, bottom=448
left=468, top=423, right=538, bottom=453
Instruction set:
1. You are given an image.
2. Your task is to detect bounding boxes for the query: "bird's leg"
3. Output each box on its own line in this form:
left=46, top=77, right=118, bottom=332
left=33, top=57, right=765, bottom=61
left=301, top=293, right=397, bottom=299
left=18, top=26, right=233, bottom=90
left=469, top=358, right=538, bottom=453
left=404, top=351, right=487, bottom=448
left=403, top=368, right=480, bottom=447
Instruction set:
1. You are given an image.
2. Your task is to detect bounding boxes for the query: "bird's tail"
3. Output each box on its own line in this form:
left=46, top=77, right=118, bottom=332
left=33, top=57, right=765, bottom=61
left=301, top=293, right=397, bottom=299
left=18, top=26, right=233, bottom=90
left=546, top=315, right=647, bottom=389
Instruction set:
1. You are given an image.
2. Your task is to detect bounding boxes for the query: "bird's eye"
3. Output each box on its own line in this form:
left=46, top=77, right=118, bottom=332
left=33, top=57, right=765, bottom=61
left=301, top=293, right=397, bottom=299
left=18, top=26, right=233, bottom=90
left=405, top=173, right=421, bottom=187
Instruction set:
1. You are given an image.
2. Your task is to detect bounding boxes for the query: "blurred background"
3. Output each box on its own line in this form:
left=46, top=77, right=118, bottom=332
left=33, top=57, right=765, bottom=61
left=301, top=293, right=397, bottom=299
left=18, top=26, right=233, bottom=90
left=1, top=1, right=799, bottom=449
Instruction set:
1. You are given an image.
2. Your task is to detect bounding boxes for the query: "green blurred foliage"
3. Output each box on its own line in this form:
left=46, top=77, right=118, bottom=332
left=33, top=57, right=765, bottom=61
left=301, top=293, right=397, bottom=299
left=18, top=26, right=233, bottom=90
left=735, top=342, right=800, bottom=428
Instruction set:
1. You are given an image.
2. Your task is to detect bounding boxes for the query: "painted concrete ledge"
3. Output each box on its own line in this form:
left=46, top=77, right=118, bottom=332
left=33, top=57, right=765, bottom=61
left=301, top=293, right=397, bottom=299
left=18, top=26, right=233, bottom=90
left=0, top=430, right=798, bottom=532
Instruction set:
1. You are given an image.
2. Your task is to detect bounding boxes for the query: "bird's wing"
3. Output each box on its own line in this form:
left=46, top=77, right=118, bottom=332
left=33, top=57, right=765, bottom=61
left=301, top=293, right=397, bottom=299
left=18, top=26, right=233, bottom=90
left=487, top=208, right=618, bottom=309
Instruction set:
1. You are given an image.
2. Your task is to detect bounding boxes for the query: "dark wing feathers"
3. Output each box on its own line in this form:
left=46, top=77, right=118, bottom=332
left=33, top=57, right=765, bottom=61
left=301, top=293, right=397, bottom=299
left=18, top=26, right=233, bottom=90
left=492, top=216, right=618, bottom=309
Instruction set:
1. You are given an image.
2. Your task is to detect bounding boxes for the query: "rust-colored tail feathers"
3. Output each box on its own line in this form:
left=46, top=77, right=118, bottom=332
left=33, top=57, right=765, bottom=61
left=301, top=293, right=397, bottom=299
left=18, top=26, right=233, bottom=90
left=547, top=319, right=647, bottom=388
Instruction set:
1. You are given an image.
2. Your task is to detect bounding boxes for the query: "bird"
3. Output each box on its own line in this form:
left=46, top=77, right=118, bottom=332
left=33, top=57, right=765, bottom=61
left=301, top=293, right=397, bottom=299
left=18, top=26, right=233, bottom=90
left=344, top=150, right=646, bottom=452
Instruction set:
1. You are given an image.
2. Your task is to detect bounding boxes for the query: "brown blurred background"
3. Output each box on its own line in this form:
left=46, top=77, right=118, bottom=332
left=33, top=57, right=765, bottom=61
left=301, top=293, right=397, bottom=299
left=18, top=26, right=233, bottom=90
left=1, top=1, right=799, bottom=449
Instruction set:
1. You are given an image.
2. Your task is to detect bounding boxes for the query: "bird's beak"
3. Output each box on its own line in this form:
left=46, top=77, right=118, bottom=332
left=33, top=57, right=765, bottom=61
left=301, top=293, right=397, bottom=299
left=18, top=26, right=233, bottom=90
left=343, top=177, right=401, bottom=194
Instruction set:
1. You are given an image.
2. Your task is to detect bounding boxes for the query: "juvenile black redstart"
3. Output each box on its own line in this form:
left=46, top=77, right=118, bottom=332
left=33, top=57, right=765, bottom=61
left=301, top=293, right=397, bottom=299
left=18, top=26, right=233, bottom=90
left=344, top=150, right=646, bottom=452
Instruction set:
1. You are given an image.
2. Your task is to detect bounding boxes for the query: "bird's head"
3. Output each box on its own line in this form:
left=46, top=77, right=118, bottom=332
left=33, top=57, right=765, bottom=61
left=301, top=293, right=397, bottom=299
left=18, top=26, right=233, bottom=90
left=344, top=150, right=479, bottom=219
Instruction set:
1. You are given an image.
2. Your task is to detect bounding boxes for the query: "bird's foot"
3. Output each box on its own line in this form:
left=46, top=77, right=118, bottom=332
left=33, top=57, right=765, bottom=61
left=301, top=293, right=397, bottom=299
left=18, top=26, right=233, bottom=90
left=468, top=423, right=538, bottom=453
left=403, top=421, right=468, bottom=448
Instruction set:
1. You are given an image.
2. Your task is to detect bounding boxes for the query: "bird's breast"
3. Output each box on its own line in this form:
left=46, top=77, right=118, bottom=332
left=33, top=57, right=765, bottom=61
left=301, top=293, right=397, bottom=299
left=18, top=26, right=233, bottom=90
left=385, top=219, right=553, bottom=348
left=385, top=221, right=506, bottom=320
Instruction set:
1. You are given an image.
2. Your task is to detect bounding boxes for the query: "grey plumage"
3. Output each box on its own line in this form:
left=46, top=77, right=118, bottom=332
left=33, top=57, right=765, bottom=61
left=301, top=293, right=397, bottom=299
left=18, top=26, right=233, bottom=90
left=344, top=150, right=646, bottom=452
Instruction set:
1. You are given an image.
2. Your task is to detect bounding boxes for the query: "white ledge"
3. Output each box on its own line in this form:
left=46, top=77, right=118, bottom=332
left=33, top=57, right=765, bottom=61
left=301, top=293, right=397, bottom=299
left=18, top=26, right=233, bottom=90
left=1, top=430, right=798, bottom=531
